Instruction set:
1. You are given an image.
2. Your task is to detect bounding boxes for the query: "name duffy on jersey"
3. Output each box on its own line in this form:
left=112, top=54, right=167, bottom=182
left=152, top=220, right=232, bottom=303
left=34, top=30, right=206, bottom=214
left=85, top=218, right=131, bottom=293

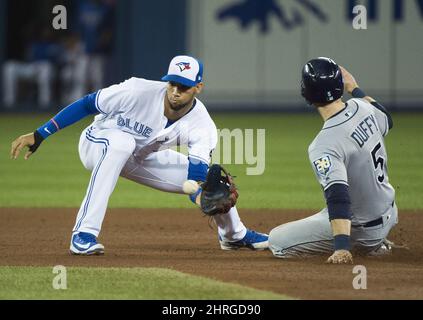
left=350, top=114, right=379, bottom=148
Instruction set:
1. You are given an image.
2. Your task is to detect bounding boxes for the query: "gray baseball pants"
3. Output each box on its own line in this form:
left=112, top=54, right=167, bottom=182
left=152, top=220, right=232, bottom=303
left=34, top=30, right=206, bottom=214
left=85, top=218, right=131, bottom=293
left=269, top=203, right=398, bottom=258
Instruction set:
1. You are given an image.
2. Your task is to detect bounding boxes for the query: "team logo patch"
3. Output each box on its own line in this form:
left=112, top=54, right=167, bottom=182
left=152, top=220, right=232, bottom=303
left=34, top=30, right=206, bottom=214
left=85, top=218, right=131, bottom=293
left=313, top=155, right=332, bottom=176
left=176, top=62, right=191, bottom=72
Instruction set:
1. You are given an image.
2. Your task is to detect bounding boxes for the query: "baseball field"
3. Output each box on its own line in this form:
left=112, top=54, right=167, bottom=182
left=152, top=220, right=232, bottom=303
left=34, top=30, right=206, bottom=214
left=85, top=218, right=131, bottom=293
left=1, top=112, right=422, bottom=300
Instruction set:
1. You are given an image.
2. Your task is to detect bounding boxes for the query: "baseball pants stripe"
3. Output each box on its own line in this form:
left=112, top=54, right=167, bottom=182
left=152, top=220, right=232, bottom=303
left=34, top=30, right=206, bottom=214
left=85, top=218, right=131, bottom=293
left=74, top=133, right=109, bottom=231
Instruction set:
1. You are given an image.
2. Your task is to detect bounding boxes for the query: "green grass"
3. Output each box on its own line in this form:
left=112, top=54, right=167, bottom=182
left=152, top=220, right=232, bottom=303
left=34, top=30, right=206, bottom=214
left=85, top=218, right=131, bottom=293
left=0, top=266, right=289, bottom=299
left=0, top=112, right=422, bottom=209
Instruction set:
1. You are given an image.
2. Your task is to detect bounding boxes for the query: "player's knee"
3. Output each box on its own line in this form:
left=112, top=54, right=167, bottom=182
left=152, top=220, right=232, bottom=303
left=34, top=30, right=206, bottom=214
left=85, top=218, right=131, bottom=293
left=269, top=224, right=297, bottom=258
left=269, top=226, right=285, bottom=254
left=107, top=131, right=136, bottom=154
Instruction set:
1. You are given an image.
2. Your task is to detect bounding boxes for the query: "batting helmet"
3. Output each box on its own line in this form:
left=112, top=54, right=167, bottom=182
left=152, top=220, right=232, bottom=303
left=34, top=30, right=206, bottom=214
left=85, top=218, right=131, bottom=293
left=301, top=57, right=343, bottom=105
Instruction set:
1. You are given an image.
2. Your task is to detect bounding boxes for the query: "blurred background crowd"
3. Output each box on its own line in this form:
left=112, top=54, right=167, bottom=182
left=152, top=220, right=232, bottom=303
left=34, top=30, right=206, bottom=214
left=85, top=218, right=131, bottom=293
left=2, top=0, right=115, bottom=109
left=0, top=0, right=422, bottom=112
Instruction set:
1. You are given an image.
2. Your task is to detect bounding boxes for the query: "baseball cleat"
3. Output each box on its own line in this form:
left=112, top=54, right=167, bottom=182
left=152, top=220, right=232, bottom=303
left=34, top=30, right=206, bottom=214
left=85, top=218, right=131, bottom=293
left=219, top=229, right=269, bottom=251
left=368, top=239, right=409, bottom=256
left=70, top=232, right=105, bottom=255
left=368, top=241, right=392, bottom=256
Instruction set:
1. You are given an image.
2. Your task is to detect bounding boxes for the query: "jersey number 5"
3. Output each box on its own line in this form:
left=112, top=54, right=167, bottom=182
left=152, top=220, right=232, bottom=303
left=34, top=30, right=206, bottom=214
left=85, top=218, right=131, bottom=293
left=371, top=142, right=385, bottom=183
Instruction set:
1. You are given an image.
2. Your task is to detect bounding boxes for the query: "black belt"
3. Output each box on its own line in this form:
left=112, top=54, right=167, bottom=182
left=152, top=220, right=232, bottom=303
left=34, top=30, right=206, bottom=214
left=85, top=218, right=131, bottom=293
left=361, top=217, right=383, bottom=228
left=352, top=201, right=394, bottom=228
left=352, top=217, right=382, bottom=228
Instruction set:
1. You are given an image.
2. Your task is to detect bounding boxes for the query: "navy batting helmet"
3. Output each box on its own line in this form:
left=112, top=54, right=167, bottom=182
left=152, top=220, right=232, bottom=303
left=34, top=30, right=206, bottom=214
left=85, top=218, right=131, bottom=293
left=301, top=57, right=343, bottom=105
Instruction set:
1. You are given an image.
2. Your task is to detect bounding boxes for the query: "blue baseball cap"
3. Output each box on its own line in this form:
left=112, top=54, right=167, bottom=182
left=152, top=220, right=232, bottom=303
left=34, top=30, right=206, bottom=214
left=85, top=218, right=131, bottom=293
left=162, top=55, right=203, bottom=87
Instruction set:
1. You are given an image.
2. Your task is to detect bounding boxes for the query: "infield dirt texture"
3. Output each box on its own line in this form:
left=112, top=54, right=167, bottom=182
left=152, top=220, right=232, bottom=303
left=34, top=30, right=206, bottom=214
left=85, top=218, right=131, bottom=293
left=1, top=208, right=422, bottom=299
left=1, top=113, right=422, bottom=299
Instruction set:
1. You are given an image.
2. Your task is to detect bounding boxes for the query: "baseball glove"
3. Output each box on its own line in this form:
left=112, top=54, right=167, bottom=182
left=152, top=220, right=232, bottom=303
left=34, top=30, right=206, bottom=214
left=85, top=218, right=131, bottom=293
left=200, top=164, right=238, bottom=216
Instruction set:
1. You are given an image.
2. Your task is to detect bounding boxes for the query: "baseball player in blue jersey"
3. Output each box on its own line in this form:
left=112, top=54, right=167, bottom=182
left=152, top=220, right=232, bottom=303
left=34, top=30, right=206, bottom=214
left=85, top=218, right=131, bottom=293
left=269, top=57, right=397, bottom=264
left=10, top=55, right=268, bottom=255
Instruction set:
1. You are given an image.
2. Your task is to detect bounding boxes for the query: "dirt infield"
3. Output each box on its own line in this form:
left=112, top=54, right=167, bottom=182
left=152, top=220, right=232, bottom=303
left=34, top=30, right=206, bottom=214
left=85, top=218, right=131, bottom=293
left=0, top=208, right=422, bottom=299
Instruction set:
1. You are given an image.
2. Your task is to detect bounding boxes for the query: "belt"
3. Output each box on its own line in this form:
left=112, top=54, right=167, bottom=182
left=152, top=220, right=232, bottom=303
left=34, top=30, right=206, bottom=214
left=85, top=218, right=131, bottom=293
left=352, top=201, right=394, bottom=228
left=361, top=217, right=383, bottom=228
left=352, top=217, right=382, bottom=228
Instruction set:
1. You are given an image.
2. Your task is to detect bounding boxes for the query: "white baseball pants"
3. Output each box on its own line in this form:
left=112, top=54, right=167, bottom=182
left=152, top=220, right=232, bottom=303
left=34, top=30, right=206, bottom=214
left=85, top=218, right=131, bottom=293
left=73, top=126, right=247, bottom=241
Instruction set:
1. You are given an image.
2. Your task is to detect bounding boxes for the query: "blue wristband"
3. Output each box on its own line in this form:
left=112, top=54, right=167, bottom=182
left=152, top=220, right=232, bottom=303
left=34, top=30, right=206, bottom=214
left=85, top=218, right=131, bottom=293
left=351, top=87, right=366, bottom=98
left=334, top=234, right=351, bottom=251
left=189, top=187, right=202, bottom=204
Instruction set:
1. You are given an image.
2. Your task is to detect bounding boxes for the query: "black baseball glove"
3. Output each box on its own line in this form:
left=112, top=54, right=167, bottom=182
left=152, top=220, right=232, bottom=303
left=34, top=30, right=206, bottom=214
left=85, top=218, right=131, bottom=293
left=200, top=164, right=239, bottom=216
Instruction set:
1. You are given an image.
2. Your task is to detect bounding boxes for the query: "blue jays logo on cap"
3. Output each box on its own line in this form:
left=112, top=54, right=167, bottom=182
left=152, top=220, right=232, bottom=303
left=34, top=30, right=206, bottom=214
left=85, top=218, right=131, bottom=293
left=176, top=62, right=191, bottom=72
left=162, top=55, right=203, bottom=87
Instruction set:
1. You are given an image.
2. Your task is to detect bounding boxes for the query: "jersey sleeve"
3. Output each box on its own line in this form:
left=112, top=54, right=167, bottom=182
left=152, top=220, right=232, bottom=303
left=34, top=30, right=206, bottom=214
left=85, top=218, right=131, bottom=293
left=96, top=78, right=136, bottom=115
left=188, top=122, right=218, bottom=164
left=371, top=104, right=390, bottom=136
left=352, top=98, right=390, bottom=137
left=308, top=144, right=348, bottom=191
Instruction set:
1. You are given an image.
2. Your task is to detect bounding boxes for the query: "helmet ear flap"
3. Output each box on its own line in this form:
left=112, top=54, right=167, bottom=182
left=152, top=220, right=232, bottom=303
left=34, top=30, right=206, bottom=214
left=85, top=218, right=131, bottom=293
left=300, top=79, right=313, bottom=106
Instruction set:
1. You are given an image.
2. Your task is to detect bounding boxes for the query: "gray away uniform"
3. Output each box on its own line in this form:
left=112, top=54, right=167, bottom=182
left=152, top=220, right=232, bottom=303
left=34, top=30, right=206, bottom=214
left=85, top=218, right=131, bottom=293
left=269, top=98, right=398, bottom=258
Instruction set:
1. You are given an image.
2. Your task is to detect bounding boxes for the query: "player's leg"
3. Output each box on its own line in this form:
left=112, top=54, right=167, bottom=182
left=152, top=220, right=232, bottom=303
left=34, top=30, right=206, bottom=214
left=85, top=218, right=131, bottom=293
left=269, top=204, right=399, bottom=258
left=352, top=202, right=399, bottom=256
left=70, top=126, right=136, bottom=255
left=120, top=149, right=188, bottom=193
left=269, top=209, right=334, bottom=258
left=121, top=150, right=266, bottom=248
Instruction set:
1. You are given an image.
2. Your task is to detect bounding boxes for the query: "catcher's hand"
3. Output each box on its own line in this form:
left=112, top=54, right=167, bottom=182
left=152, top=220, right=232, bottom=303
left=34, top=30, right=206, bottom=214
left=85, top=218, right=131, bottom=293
left=326, top=250, right=353, bottom=264
left=200, top=164, right=238, bottom=216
